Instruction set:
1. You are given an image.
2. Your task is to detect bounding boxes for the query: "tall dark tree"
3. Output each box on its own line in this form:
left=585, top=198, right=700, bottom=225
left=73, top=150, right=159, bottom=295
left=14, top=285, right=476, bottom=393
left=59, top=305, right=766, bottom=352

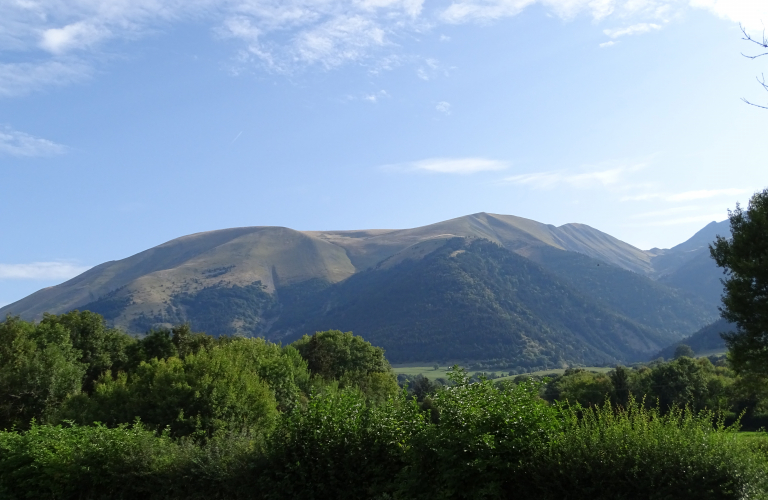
left=710, top=188, right=768, bottom=376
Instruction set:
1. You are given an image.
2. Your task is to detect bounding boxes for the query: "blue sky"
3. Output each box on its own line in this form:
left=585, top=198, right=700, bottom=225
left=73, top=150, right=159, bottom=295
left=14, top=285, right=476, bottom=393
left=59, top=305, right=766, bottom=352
left=1, top=0, right=767, bottom=307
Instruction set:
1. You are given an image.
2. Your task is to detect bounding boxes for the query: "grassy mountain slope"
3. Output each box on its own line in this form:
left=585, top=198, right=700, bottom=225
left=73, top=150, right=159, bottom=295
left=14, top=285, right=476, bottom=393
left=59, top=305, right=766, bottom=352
left=527, top=246, right=716, bottom=335
left=273, top=238, right=680, bottom=367
left=655, top=318, right=734, bottom=359
left=2, top=227, right=356, bottom=332
left=0, top=213, right=658, bottom=331
left=648, top=220, right=729, bottom=309
left=308, top=212, right=653, bottom=274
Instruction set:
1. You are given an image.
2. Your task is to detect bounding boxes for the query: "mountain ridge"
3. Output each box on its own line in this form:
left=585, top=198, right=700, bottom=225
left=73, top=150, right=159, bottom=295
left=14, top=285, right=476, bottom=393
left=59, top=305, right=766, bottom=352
left=0, top=213, right=725, bottom=365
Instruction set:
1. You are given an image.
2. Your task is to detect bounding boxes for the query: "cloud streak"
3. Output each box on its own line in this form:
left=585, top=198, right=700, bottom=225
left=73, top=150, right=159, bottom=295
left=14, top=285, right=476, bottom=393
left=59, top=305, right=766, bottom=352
left=621, top=188, right=752, bottom=202
left=0, top=262, right=91, bottom=280
left=385, top=157, right=508, bottom=174
left=0, top=127, right=67, bottom=157
left=504, top=164, right=645, bottom=189
left=2, top=0, right=767, bottom=95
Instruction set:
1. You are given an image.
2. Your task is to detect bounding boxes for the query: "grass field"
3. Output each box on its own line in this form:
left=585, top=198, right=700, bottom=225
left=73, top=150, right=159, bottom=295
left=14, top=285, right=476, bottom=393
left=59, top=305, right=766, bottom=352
left=391, top=365, right=613, bottom=382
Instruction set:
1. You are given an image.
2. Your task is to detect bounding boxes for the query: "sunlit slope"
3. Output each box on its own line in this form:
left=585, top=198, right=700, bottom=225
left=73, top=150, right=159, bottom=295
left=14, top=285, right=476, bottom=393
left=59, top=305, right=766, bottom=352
left=0, top=227, right=357, bottom=330
left=309, top=212, right=653, bottom=273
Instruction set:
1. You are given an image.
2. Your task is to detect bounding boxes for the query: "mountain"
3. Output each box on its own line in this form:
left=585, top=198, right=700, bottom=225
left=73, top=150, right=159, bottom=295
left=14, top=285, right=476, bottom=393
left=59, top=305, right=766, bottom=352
left=655, top=318, right=734, bottom=360
left=648, top=220, right=730, bottom=308
left=0, top=212, right=724, bottom=365
left=271, top=238, right=706, bottom=366
left=0, top=213, right=656, bottom=330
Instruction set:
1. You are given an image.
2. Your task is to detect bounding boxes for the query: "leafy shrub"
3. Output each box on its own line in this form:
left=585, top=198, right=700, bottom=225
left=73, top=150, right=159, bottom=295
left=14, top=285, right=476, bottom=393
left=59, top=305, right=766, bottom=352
left=524, top=398, right=768, bottom=500
left=261, top=387, right=425, bottom=500
left=59, top=339, right=285, bottom=438
left=0, top=422, right=181, bottom=500
left=400, top=369, right=561, bottom=500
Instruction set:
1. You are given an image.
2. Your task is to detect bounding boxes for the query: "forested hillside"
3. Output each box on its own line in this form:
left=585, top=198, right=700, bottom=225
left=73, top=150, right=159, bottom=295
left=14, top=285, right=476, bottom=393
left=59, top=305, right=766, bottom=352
left=272, top=238, right=701, bottom=366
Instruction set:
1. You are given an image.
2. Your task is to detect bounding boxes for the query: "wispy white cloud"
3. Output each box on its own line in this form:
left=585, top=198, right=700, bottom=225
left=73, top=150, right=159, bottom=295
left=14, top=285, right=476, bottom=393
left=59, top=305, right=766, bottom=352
left=1, top=0, right=766, bottom=95
left=363, top=89, right=390, bottom=102
left=621, top=188, right=752, bottom=202
left=436, top=101, right=451, bottom=114
left=0, top=262, right=91, bottom=280
left=627, top=213, right=727, bottom=227
left=40, top=21, right=110, bottom=54
left=0, top=126, right=67, bottom=157
left=628, top=205, right=701, bottom=219
left=384, top=157, right=508, bottom=174
left=0, top=60, right=92, bottom=97
left=504, top=163, right=645, bottom=189
left=599, top=40, right=616, bottom=48
left=604, top=23, right=661, bottom=39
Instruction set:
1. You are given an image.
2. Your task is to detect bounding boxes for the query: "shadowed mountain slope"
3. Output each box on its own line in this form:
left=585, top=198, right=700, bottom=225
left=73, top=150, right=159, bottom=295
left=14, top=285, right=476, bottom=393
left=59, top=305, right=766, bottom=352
left=649, top=220, right=730, bottom=308
left=272, top=238, right=684, bottom=366
left=655, top=318, right=734, bottom=360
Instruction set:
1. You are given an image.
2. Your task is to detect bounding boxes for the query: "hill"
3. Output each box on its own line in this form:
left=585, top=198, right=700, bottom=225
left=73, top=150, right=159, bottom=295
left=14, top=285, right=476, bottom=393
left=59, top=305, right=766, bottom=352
left=655, top=318, right=735, bottom=360
left=0, top=213, right=659, bottom=332
left=272, top=238, right=702, bottom=367
left=649, top=220, right=730, bottom=308
left=0, top=213, right=726, bottom=365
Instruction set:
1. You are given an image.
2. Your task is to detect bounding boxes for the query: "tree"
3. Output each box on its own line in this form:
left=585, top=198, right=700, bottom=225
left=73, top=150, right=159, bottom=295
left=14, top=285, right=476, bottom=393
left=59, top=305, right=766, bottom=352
left=60, top=338, right=283, bottom=437
left=739, top=24, right=768, bottom=109
left=649, top=357, right=709, bottom=410
left=0, top=315, right=85, bottom=429
left=674, top=344, right=695, bottom=360
left=291, top=330, right=399, bottom=402
left=39, top=310, right=133, bottom=390
left=710, top=188, right=768, bottom=376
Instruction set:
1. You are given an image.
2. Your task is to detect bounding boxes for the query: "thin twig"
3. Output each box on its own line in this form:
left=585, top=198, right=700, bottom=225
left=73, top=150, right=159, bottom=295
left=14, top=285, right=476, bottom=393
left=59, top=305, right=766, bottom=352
left=741, top=98, right=768, bottom=110
left=740, top=23, right=768, bottom=59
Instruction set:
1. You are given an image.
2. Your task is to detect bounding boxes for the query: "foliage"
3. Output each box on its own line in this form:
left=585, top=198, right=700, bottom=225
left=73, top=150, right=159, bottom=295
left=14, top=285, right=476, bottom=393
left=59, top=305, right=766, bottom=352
left=544, top=368, right=613, bottom=407
left=711, top=188, right=768, bottom=377
left=0, top=315, right=85, bottom=430
left=0, top=422, right=181, bottom=500
left=58, top=340, right=285, bottom=438
left=262, top=388, right=424, bottom=500
left=400, top=368, right=561, bottom=499
left=39, top=310, right=134, bottom=389
left=3, top=310, right=768, bottom=498
left=673, top=344, right=695, bottom=359
left=525, top=399, right=768, bottom=500
left=291, top=330, right=399, bottom=403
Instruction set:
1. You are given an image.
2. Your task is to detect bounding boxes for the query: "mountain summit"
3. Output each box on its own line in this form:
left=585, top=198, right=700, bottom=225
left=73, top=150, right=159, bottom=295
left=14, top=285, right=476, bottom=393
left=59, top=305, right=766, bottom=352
left=0, top=213, right=724, bottom=367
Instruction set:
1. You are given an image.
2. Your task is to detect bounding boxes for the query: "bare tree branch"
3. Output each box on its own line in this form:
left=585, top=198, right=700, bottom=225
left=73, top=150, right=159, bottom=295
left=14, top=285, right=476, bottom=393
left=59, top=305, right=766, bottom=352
left=740, top=23, right=768, bottom=59
left=741, top=98, right=768, bottom=110
left=741, top=24, right=768, bottom=109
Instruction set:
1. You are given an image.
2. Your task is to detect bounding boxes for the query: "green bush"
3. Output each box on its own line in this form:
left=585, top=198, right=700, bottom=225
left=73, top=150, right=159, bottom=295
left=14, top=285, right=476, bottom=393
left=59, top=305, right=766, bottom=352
left=261, top=387, right=425, bottom=500
left=0, top=422, right=181, bottom=500
left=59, top=339, right=283, bottom=438
left=524, top=398, right=768, bottom=500
left=400, top=369, right=561, bottom=500
left=0, top=316, right=85, bottom=429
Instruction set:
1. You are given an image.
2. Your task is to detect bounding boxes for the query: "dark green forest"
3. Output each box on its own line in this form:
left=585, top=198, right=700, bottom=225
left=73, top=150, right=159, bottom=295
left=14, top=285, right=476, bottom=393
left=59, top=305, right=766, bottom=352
left=1, top=310, right=767, bottom=499
left=274, top=238, right=711, bottom=366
